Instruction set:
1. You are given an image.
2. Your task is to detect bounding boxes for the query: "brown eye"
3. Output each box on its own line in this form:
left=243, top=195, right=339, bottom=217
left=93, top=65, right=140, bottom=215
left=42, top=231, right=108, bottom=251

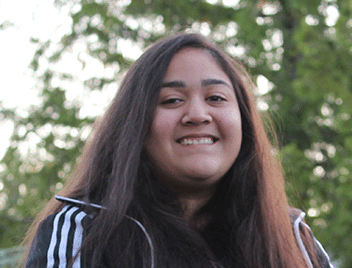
left=161, top=98, right=183, bottom=105
left=207, top=95, right=226, bottom=102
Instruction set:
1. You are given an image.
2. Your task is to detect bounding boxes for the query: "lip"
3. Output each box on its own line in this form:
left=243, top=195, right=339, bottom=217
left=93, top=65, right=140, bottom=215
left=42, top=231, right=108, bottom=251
left=176, top=134, right=219, bottom=144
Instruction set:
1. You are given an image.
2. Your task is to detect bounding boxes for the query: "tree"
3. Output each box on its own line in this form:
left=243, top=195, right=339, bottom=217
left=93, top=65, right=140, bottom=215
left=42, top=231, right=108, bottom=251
left=0, top=0, right=351, bottom=266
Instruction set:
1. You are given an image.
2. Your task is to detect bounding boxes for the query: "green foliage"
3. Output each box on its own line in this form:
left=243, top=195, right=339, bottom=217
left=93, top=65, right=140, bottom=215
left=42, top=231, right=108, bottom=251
left=0, top=21, right=14, bottom=31
left=0, top=246, right=23, bottom=267
left=1, top=0, right=351, bottom=266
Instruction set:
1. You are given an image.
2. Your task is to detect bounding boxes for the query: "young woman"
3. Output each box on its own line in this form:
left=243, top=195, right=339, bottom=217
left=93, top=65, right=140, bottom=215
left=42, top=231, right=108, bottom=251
left=24, top=33, right=333, bottom=268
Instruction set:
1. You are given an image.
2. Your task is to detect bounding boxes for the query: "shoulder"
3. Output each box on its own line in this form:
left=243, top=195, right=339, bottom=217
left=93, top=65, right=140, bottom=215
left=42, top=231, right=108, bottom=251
left=288, top=207, right=334, bottom=268
left=26, top=204, right=92, bottom=268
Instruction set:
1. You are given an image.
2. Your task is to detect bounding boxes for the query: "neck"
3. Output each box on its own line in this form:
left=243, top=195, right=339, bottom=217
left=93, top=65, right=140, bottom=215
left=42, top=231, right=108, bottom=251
left=179, top=192, right=213, bottom=229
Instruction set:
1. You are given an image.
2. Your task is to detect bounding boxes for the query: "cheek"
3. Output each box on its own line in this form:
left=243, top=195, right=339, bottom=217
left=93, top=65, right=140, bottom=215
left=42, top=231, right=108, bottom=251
left=150, top=110, right=179, bottom=138
left=145, top=111, right=177, bottom=156
left=221, top=112, right=243, bottom=160
left=221, top=109, right=242, bottom=137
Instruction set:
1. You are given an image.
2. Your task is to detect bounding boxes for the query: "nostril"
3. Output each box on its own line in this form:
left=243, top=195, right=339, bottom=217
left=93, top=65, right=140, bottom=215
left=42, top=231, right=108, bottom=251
left=182, top=117, right=212, bottom=126
left=183, top=120, right=197, bottom=126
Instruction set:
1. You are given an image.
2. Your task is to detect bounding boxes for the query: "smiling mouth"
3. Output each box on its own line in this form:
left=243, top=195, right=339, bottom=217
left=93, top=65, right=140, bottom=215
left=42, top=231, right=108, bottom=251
left=177, top=137, right=217, bottom=145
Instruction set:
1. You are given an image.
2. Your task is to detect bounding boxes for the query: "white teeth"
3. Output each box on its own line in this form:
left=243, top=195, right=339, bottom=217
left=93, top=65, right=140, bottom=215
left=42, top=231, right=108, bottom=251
left=180, top=137, right=214, bottom=145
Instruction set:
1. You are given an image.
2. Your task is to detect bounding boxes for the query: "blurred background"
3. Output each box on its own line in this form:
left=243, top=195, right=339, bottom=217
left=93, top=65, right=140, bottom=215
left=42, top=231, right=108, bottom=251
left=1, top=0, right=351, bottom=266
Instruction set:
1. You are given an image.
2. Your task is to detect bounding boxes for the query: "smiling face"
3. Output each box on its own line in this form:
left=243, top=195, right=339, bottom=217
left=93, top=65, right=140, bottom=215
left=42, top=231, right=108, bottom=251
left=144, top=48, right=242, bottom=198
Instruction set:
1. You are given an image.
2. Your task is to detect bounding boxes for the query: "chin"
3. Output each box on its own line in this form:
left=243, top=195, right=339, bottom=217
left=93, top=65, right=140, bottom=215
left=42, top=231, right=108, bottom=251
left=183, top=167, right=224, bottom=183
left=182, top=158, right=225, bottom=177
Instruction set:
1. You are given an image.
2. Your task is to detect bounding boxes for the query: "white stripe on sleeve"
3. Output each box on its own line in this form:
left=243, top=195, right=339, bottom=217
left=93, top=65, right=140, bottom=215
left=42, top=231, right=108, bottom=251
left=58, top=206, right=79, bottom=268
left=47, top=205, right=70, bottom=267
left=72, top=211, right=87, bottom=268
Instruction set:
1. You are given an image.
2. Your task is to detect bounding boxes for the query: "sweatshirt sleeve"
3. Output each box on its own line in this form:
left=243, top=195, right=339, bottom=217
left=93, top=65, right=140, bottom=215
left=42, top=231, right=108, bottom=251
left=25, top=205, right=90, bottom=268
left=290, top=208, right=334, bottom=268
left=300, top=220, right=335, bottom=268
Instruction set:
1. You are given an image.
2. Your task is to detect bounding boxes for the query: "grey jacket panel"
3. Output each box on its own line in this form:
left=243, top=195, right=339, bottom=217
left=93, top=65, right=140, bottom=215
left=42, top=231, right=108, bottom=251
left=289, top=207, right=334, bottom=268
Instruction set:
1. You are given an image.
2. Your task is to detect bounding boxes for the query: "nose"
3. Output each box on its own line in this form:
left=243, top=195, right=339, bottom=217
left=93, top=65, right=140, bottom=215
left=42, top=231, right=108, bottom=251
left=181, top=98, right=212, bottom=126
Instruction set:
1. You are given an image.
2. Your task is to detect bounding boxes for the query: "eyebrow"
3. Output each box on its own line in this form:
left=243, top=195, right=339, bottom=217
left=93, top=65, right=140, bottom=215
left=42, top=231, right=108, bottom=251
left=201, top=78, right=231, bottom=88
left=160, top=80, right=186, bottom=88
left=160, top=79, right=232, bottom=89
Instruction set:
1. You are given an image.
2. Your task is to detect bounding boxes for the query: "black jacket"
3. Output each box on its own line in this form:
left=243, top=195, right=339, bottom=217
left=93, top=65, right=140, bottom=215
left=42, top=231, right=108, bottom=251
left=25, top=196, right=334, bottom=268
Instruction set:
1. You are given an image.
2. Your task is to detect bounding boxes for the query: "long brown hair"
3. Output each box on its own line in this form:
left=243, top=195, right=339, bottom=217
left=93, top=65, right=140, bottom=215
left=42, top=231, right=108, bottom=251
left=24, top=33, right=317, bottom=267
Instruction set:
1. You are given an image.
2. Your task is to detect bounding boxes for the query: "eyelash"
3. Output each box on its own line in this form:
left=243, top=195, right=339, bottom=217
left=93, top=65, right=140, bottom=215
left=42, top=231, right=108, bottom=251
left=206, top=95, right=226, bottom=102
left=161, top=95, right=226, bottom=105
left=161, top=98, right=183, bottom=105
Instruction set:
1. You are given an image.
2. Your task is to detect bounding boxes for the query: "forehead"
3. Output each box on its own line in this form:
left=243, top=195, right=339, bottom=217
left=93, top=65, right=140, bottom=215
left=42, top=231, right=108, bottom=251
left=163, top=48, right=230, bottom=83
